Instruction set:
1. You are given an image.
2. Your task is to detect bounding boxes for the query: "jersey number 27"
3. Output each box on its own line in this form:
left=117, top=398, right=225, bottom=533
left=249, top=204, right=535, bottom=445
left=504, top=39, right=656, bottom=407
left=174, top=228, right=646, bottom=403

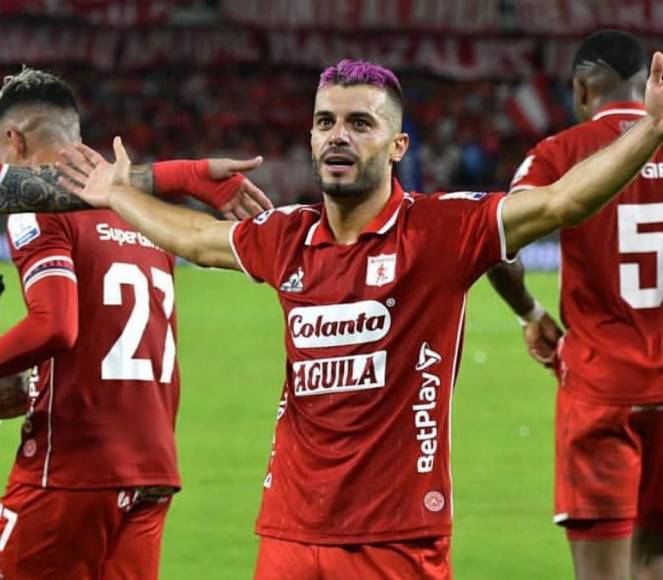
left=102, top=262, right=175, bottom=382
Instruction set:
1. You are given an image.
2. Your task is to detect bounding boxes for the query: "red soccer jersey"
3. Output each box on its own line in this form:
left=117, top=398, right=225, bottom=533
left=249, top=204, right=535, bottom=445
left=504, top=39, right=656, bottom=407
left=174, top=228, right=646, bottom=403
left=511, top=102, right=663, bottom=404
left=231, top=181, right=508, bottom=544
left=6, top=209, right=180, bottom=489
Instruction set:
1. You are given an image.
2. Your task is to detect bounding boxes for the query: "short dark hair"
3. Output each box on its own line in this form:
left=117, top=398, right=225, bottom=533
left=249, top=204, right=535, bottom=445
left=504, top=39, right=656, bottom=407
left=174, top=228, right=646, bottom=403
left=572, top=29, right=647, bottom=79
left=0, top=67, right=78, bottom=121
left=318, top=59, right=405, bottom=119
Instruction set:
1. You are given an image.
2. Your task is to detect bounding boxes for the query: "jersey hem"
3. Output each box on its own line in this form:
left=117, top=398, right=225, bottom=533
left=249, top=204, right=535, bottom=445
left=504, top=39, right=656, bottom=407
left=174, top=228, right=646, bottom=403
left=10, top=473, right=181, bottom=490
left=553, top=507, right=636, bottom=525
left=255, top=523, right=452, bottom=545
left=559, top=386, right=663, bottom=407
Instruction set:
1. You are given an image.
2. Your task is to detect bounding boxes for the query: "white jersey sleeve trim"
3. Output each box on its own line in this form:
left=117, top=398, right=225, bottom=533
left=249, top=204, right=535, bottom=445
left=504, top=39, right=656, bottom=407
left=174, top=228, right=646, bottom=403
left=22, top=254, right=77, bottom=293
left=509, top=183, right=539, bottom=194
left=228, top=221, right=260, bottom=283
left=592, top=108, right=646, bottom=121
left=24, top=270, right=77, bottom=293
left=0, top=164, right=8, bottom=186
left=497, top=196, right=518, bottom=264
left=22, top=254, right=73, bottom=281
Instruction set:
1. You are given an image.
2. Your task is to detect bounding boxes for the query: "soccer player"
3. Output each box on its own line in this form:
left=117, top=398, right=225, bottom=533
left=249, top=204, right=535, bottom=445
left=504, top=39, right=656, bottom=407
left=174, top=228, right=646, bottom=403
left=0, top=68, right=270, bottom=578
left=487, top=31, right=663, bottom=580
left=59, top=54, right=663, bottom=578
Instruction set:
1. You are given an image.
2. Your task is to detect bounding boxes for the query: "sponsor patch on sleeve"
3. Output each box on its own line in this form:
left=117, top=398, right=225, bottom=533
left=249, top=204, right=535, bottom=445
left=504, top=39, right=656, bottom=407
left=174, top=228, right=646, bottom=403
left=438, top=191, right=488, bottom=202
left=7, top=214, right=40, bottom=249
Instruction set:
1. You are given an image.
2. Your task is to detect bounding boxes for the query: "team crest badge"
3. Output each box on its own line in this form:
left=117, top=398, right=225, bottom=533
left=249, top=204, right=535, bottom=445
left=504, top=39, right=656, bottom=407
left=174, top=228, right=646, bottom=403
left=366, top=254, right=396, bottom=287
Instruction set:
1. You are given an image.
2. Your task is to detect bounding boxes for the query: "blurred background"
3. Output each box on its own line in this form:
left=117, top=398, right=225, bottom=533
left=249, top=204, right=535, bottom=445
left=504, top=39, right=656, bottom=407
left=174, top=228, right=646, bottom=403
left=1, top=0, right=660, bottom=269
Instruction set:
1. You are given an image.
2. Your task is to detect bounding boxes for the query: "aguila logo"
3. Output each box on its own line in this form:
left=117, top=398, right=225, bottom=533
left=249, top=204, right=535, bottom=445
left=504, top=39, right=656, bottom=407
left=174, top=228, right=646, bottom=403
left=288, top=300, right=391, bottom=348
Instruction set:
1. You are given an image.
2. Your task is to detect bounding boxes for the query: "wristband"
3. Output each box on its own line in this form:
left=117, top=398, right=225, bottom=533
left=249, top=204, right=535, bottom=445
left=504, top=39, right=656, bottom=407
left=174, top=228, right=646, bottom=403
left=517, top=300, right=545, bottom=327
left=153, top=160, right=245, bottom=210
left=153, top=159, right=208, bottom=194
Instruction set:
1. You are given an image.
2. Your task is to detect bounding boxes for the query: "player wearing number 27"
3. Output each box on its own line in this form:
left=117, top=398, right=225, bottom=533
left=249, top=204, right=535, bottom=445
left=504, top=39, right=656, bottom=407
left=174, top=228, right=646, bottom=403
left=0, top=69, right=269, bottom=579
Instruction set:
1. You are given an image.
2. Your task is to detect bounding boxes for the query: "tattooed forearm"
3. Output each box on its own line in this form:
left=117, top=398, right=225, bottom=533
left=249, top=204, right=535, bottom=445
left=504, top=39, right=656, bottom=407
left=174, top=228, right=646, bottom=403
left=129, top=164, right=155, bottom=195
left=0, top=165, right=90, bottom=214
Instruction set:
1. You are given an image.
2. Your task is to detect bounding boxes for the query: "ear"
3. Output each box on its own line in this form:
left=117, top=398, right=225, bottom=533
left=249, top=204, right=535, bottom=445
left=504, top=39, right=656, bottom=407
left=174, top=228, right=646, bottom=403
left=390, top=132, right=410, bottom=163
left=574, top=78, right=589, bottom=106
left=6, top=127, right=27, bottom=159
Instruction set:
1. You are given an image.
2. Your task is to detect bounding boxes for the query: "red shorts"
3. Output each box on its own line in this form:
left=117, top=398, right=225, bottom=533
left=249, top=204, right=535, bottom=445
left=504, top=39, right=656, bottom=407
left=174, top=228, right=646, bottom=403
left=555, top=377, right=663, bottom=532
left=254, top=535, right=451, bottom=579
left=0, top=482, right=171, bottom=579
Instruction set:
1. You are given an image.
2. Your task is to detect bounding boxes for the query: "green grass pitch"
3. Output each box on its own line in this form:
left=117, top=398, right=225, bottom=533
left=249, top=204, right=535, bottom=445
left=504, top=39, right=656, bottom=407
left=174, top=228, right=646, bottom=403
left=0, top=263, right=572, bottom=579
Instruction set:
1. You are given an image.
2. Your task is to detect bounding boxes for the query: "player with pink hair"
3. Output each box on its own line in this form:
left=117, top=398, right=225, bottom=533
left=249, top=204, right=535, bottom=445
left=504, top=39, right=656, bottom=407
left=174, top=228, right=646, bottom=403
left=60, top=54, right=663, bottom=578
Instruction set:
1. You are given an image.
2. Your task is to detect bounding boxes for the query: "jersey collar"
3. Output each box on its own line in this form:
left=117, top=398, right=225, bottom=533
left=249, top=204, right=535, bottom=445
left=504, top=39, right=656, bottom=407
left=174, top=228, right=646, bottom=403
left=305, top=180, right=406, bottom=246
left=592, top=101, right=646, bottom=121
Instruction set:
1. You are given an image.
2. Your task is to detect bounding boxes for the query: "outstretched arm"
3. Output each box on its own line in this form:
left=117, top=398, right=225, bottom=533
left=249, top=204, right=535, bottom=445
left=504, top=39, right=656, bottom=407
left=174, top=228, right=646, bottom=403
left=58, top=138, right=241, bottom=269
left=0, top=157, right=270, bottom=216
left=503, top=51, right=663, bottom=253
left=0, top=165, right=90, bottom=214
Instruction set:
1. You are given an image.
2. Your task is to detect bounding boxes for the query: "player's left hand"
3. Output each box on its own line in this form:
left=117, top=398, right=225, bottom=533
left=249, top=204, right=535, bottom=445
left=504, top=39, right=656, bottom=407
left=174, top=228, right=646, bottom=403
left=57, top=137, right=131, bottom=207
left=522, top=312, right=563, bottom=371
left=207, top=157, right=272, bottom=220
left=645, top=51, right=663, bottom=132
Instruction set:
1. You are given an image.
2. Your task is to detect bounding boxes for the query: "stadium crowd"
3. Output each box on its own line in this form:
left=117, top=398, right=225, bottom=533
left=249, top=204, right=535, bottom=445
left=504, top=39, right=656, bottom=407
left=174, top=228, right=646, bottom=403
left=7, top=65, right=574, bottom=204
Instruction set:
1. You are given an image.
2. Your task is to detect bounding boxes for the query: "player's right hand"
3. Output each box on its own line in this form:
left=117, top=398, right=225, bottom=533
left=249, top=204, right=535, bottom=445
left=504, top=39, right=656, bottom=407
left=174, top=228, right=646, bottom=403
left=645, top=51, right=663, bottom=134
left=522, top=312, right=563, bottom=371
left=57, top=137, right=132, bottom=208
left=0, top=371, right=29, bottom=420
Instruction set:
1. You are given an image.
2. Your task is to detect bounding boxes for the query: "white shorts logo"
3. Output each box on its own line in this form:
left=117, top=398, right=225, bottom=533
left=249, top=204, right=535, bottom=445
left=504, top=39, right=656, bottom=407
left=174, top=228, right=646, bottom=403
left=289, top=301, right=390, bottom=348
left=293, top=351, right=386, bottom=396
left=366, top=254, right=396, bottom=287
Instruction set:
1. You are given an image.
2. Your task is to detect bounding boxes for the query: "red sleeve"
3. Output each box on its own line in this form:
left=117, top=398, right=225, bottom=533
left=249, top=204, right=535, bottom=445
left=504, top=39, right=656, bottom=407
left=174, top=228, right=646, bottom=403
left=429, top=191, right=510, bottom=286
left=229, top=207, right=292, bottom=287
left=509, top=136, right=564, bottom=192
left=0, top=213, right=79, bottom=375
left=0, top=277, right=78, bottom=375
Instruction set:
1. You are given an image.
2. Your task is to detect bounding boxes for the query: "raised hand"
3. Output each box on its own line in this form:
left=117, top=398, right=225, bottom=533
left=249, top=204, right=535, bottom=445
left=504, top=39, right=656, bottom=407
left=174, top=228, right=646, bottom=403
left=206, top=157, right=272, bottom=219
left=645, top=51, right=663, bottom=131
left=57, top=137, right=131, bottom=208
left=522, top=312, right=563, bottom=370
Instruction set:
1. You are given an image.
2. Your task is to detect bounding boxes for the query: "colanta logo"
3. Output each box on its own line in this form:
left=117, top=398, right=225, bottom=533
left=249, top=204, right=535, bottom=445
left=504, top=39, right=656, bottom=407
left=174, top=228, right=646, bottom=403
left=288, top=300, right=391, bottom=348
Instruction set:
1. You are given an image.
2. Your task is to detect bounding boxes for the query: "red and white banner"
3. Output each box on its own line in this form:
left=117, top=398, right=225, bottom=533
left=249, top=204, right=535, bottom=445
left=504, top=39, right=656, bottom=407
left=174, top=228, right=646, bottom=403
left=0, top=1, right=180, bottom=25
left=0, top=22, right=659, bottom=79
left=220, top=0, right=663, bottom=34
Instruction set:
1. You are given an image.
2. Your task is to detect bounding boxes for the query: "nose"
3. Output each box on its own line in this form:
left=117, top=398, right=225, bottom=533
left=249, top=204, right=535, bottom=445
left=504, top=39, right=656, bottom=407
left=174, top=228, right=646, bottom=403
left=328, top=121, right=350, bottom=145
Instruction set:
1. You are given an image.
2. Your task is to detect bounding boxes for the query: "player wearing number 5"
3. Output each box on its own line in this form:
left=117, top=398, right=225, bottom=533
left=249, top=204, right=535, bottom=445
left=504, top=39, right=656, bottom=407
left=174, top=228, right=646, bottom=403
left=0, top=69, right=270, bottom=579
left=488, top=31, right=663, bottom=579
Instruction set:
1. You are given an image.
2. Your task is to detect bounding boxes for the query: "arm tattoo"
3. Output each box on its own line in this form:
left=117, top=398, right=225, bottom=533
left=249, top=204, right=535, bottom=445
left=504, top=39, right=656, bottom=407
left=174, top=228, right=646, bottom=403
left=129, top=164, right=155, bottom=195
left=0, top=165, right=90, bottom=214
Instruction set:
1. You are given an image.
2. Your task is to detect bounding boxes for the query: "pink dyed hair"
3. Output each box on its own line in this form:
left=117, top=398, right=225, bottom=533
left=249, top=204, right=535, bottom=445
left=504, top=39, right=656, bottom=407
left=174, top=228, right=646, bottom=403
left=318, top=59, right=404, bottom=109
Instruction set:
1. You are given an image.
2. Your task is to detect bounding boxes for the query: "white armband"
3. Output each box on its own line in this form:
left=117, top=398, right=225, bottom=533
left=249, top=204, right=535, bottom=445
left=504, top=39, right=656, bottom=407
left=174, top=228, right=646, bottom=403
left=517, top=300, right=545, bottom=327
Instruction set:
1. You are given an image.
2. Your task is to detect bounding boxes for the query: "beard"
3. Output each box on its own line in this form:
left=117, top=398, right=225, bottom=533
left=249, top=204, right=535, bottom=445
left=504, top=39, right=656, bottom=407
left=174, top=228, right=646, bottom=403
left=312, top=151, right=387, bottom=198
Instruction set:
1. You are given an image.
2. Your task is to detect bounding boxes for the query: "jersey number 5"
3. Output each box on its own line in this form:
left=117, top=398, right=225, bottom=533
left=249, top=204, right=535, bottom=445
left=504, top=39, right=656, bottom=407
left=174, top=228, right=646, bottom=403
left=101, top=262, right=175, bottom=382
left=618, top=203, right=663, bottom=309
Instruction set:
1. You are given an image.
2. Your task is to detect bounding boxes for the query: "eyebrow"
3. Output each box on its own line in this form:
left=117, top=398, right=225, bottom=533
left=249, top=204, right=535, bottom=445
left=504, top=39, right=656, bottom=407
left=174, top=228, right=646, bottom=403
left=313, top=110, right=378, bottom=122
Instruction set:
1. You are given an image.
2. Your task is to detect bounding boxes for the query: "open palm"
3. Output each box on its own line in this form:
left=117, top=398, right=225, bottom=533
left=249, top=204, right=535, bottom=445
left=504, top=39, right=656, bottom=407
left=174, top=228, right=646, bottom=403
left=58, top=137, right=131, bottom=208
